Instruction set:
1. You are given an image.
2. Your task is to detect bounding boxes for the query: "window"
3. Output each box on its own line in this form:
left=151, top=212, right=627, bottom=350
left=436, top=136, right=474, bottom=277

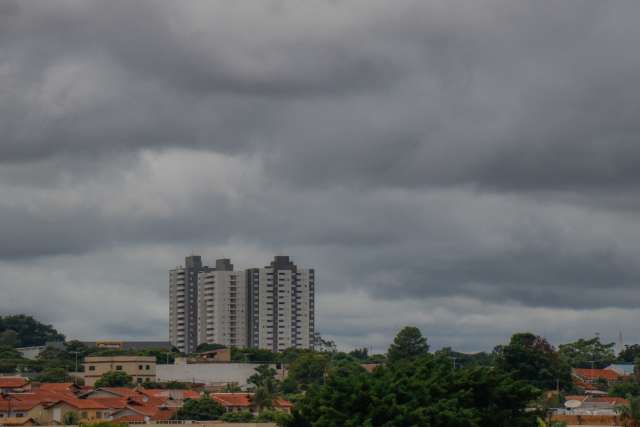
left=81, top=412, right=88, bottom=419
left=138, top=365, right=143, bottom=370
left=16, top=413, right=24, bottom=418
left=137, top=378, right=143, bottom=383
left=145, top=365, right=150, bottom=370
left=115, top=365, right=123, bottom=371
left=88, top=366, right=96, bottom=371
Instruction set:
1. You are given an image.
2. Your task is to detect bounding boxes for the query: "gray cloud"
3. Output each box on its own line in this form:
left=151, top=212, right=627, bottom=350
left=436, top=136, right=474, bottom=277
left=1, top=0, right=640, bottom=351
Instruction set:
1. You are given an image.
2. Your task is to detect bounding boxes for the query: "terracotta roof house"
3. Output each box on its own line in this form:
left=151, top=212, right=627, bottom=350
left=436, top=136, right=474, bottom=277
left=0, top=378, right=30, bottom=393
left=573, top=368, right=623, bottom=384
left=0, top=416, right=37, bottom=426
left=212, top=393, right=293, bottom=415
left=0, top=397, right=44, bottom=420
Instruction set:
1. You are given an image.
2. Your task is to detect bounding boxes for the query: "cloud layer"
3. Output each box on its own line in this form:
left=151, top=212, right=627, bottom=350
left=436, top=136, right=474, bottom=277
left=2, top=0, right=640, bottom=352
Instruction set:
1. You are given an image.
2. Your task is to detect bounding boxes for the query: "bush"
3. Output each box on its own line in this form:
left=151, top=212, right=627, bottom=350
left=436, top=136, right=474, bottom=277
left=94, top=371, right=133, bottom=387
left=173, top=394, right=225, bottom=420
left=220, top=411, right=255, bottom=422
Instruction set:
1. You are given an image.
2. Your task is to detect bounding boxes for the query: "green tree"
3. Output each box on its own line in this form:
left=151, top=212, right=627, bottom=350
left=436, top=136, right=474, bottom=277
left=558, top=336, right=616, bottom=369
left=287, top=352, right=329, bottom=390
left=220, top=411, right=255, bottom=422
left=386, top=326, right=429, bottom=364
left=256, top=409, right=293, bottom=425
left=0, top=315, right=65, bottom=347
left=248, top=365, right=279, bottom=410
left=231, top=347, right=278, bottom=363
left=620, top=345, right=640, bottom=363
left=617, top=395, right=640, bottom=427
left=35, top=367, right=69, bottom=383
left=495, top=333, right=572, bottom=391
left=62, top=411, right=80, bottom=425
left=195, top=343, right=226, bottom=353
left=0, top=330, right=18, bottom=347
left=173, top=394, right=225, bottom=420
left=435, top=347, right=494, bottom=368
left=610, top=379, right=640, bottom=398
left=313, top=333, right=337, bottom=353
left=286, top=355, right=540, bottom=427
left=94, top=370, right=133, bottom=387
left=348, top=348, right=369, bottom=361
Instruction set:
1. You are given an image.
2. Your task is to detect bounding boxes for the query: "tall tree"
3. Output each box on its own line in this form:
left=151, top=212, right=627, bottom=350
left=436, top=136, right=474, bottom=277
left=619, top=344, right=640, bottom=363
left=495, top=333, right=572, bottom=391
left=287, top=352, right=330, bottom=390
left=387, top=326, right=429, bottom=363
left=0, top=315, right=65, bottom=347
left=558, top=336, right=616, bottom=369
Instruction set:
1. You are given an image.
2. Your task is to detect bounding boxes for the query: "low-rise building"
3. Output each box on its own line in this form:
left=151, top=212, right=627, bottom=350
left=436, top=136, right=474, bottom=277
left=157, top=362, right=285, bottom=389
left=83, top=356, right=157, bottom=386
left=212, top=393, right=293, bottom=415
left=0, top=378, right=30, bottom=394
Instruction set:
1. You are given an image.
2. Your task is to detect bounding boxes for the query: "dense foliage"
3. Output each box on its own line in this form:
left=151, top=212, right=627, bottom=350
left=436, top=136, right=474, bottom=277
left=94, top=370, right=133, bottom=387
left=0, top=315, right=65, bottom=347
left=173, top=394, right=225, bottom=420
left=286, top=355, right=541, bottom=427
left=495, top=333, right=572, bottom=391
left=558, top=337, right=616, bottom=369
left=386, top=326, right=429, bottom=364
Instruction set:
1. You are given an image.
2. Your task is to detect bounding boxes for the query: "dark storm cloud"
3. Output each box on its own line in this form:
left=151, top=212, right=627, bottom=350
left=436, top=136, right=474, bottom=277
left=2, top=0, right=640, bottom=349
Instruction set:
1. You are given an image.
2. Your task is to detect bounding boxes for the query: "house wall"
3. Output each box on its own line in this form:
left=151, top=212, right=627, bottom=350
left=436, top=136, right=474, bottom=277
left=83, top=356, right=157, bottom=386
left=157, top=363, right=284, bottom=387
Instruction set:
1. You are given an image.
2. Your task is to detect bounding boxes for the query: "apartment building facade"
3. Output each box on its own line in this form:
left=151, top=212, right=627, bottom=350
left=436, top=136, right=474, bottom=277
left=170, top=255, right=315, bottom=353
left=169, top=255, right=211, bottom=354
left=197, top=259, right=248, bottom=349
left=248, top=256, right=315, bottom=352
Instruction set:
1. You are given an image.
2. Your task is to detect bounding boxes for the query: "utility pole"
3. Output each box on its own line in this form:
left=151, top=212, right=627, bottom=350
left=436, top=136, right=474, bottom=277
left=71, top=351, right=81, bottom=385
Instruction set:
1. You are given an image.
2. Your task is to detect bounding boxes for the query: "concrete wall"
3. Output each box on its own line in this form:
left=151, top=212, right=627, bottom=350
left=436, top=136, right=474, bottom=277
left=157, top=363, right=282, bottom=387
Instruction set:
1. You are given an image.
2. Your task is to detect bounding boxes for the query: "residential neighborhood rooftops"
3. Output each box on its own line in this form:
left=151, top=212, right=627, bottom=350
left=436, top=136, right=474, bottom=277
left=0, top=377, right=29, bottom=389
left=573, top=368, right=622, bottom=381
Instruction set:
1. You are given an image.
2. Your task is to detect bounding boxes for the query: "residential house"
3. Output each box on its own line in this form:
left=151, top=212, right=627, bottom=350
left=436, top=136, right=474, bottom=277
left=572, top=368, right=623, bottom=388
left=212, top=393, right=293, bottom=415
left=83, top=356, right=157, bottom=386
left=0, top=378, right=30, bottom=394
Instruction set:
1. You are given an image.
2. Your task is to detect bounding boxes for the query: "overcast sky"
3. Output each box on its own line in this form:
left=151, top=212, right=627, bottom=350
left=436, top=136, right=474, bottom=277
left=2, top=0, right=640, bottom=353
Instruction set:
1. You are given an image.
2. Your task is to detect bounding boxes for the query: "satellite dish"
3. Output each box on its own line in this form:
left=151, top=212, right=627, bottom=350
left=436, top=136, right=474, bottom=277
left=565, top=400, right=582, bottom=409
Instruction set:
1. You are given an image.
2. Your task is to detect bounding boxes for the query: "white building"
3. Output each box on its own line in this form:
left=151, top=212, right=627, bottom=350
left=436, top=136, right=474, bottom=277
left=169, top=256, right=211, bottom=354
left=198, top=259, right=248, bottom=348
left=248, top=256, right=315, bottom=352
left=171, top=255, right=315, bottom=353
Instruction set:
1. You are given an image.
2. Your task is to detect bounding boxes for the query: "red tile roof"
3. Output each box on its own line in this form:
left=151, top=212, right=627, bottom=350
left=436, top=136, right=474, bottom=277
left=573, top=368, right=621, bottom=381
left=47, top=397, right=109, bottom=410
left=212, top=393, right=252, bottom=408
left=211, top=393, right=293, bottom=410
left=0, top=378, right=29, bottom=389
left=37, top=383, right=76, bottom=393
left=0, top=398, right=42, bottom=412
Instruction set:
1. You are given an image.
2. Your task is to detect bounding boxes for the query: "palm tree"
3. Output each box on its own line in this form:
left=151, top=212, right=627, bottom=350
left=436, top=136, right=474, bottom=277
left=617, top=395, right=640, bottom=427
left=251, top=385, right=276, bottom=412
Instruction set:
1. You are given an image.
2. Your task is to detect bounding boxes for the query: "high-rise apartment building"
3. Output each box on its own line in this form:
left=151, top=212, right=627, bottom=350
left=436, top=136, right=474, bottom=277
left=169, top=255, right=211, bottom=354
left=197, top=259, right=248, bottom=348
left=170, top=255, right=315, bottom=353
left=248, top=256, right=315, bottom=352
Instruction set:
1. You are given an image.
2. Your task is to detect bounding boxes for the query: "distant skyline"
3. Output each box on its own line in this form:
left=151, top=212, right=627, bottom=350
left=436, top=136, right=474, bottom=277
left=2, top=1, right=640, bottom=354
